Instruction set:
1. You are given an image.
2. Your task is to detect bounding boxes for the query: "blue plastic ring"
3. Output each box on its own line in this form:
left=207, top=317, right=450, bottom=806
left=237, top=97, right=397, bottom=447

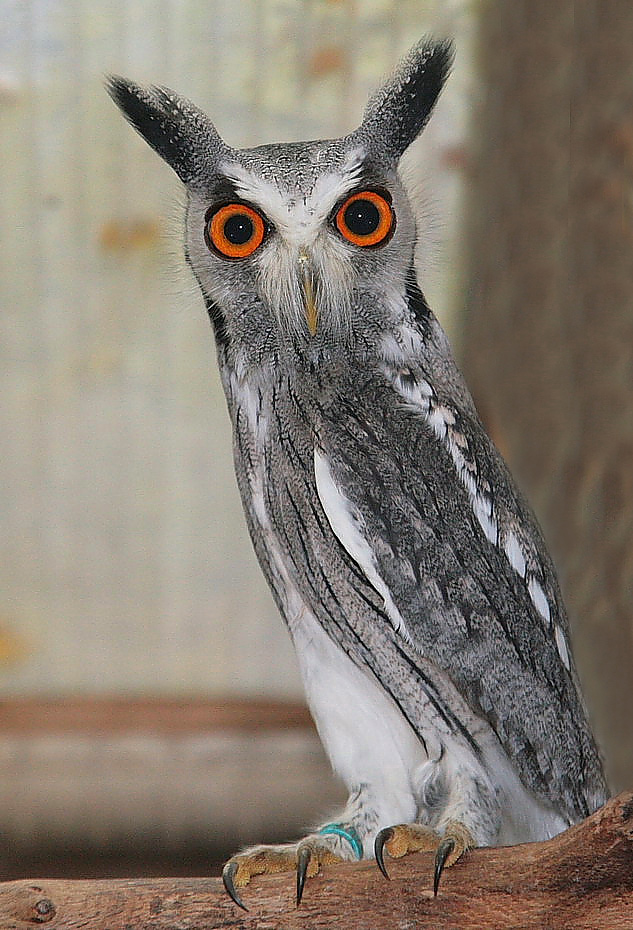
left=318, top=823, right=363, bottom=860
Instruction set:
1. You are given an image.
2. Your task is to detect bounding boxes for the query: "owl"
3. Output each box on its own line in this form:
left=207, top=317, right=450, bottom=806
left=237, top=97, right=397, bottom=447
left=108, top=37, right=607, bottom=909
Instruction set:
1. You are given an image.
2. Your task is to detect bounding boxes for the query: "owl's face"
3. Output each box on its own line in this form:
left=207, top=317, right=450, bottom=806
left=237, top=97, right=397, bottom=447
left=107, top=38, right=453, bottom=371
left=184, top=139, right=417, bottom=360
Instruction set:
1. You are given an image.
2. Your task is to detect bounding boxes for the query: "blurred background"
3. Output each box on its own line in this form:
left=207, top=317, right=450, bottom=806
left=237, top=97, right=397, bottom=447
left=1, top=0, right=631, bottom=880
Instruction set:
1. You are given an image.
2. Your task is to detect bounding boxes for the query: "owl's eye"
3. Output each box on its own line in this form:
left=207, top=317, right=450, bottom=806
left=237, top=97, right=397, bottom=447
left=206, top=203, right=266, bottom=259
left=335, top=190, right=394, bottom=248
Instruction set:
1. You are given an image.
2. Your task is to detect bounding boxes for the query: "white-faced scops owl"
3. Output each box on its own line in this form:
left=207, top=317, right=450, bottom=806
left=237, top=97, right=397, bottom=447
left=107, top=37, right=607, bottom=909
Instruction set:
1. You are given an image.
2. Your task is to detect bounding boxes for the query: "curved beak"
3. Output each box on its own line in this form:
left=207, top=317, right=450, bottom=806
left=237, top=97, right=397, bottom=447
left=299, top=252, right=318, bottom=336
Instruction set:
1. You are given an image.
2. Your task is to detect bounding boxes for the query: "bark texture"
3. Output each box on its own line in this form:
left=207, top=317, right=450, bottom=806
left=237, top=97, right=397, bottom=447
left=463, top=0, right=633, bottom=791
left=1, top=793, right=632, bottom=930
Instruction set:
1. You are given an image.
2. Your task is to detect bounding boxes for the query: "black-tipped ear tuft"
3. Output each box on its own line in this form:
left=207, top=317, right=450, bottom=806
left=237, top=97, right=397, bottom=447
left=355, top=37, right=454, bottom=163
left=105, top=76, right=229, bottom=184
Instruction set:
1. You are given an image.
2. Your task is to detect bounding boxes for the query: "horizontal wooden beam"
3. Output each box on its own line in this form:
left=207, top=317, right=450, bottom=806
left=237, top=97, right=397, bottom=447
left=1, top=793, right=632, bottom=929
left=0, top=697, right=313, bottom=734
left=0, top=700, right=341, bottom=861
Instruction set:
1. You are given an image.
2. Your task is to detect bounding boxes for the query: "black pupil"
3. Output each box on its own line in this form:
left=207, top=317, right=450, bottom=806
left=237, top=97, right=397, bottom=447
left=223, top=213, right=254, bottom=245
left=344, top=199, right=381, bottom=236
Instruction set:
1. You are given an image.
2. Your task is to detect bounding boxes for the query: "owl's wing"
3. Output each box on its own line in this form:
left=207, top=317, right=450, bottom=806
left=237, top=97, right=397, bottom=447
left=313, top=359, right=606, bottom=823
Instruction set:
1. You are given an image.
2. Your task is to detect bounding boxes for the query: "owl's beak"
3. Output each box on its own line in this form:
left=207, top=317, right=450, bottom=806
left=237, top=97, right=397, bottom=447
left=299, top=252, right=318, bottom=336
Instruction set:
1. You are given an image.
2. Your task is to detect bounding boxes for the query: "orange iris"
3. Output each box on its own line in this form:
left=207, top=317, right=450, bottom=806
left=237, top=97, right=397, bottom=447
left=206, top=203, right=266, bottom=259
left=335, top=190, right=394, bottom=247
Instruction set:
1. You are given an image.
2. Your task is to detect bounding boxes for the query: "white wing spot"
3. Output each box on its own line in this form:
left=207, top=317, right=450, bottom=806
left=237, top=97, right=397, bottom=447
left=473, top=493, right=498, bottom=544
left=230, top=374, right=269, bottom=444
left=423, top=400, right=502, bottom=550
left=314, top=450, right=413, bottom=644
left=527, top=577, right=551, bottom=624
left=504, top=530, right=527, bottom=578
left=554, top=624, right=571, bottom=670
left=393, top=372, right=434, bottom=410
left=384, top=338, right=558, bottom=636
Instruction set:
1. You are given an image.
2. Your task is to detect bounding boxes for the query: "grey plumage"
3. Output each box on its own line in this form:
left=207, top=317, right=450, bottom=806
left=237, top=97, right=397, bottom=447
left=107, top=36, right=607, bottom=897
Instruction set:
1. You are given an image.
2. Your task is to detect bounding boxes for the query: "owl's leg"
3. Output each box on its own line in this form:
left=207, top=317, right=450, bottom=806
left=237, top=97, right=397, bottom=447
left=374, top=758, right=500, bottom=894
left=222, top=784, right=377, bottom=910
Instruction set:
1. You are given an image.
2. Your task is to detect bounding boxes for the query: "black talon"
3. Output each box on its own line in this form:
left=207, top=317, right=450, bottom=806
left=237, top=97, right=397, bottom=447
left=296, top=846, right=311, bottom=907
left=433, top=837, right=455, bottom=897
left=222, top=861, right=249, bottom=912
left=374, top=827, right=394, bottom=880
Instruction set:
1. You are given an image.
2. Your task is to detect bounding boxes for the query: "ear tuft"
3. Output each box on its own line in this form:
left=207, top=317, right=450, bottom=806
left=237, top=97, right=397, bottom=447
left=106, top=76, right=229, bottom=184
left=355, top=37, right=454, bottom=162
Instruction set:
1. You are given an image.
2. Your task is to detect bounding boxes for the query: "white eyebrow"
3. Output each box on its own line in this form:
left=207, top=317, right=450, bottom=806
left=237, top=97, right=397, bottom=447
left=221, top=148, right=367, bottom=240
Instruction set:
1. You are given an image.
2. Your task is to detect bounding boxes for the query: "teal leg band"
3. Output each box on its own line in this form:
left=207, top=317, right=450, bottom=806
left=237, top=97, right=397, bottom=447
left=318, top=822, right=363, bottom=860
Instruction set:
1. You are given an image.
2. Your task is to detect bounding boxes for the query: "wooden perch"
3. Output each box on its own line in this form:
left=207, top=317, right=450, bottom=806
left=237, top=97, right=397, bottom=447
left=2, top=792, right=633, bottom=930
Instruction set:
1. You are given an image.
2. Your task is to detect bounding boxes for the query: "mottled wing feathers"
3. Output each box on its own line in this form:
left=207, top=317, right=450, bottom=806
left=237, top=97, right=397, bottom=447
left=314, top=364, right=607, bottom=822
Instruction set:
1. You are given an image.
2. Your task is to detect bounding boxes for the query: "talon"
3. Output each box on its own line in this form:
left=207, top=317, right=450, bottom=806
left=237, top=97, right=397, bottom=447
left=296, top=846, right=312, bottom=907
left=374, top=827, right=394, bottom=880
left=222, top=861, right=248, bottom=911
left=433, top=837, right=455, bottom=897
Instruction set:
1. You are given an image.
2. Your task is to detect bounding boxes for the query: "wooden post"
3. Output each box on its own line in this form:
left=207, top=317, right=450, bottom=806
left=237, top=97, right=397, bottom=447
left=463, top=0, right=633, bottom=792
left=2, top=793, right=632, bottom=929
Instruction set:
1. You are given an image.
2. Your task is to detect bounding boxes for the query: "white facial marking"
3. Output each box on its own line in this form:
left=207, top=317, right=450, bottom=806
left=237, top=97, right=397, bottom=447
left=221, top=151, right=366, bottom=338
left=222, top=149, right=365, bottom=244
left=314, top=449, right=413, bottom=644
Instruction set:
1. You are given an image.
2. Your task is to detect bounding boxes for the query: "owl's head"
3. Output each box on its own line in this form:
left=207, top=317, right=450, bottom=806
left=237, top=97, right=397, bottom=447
left=107, top=38, right=453, bottom=369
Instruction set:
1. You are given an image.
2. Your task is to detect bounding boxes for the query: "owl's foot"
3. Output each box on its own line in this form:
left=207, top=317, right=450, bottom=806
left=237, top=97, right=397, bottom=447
left=374, top=820, right=474, bottom=895
left=222, top=835, right=349, bottom=911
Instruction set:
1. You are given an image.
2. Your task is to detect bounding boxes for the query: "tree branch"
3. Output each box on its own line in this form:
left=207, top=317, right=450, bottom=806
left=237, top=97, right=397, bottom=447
left=2, top=793, right=633, bottom=930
